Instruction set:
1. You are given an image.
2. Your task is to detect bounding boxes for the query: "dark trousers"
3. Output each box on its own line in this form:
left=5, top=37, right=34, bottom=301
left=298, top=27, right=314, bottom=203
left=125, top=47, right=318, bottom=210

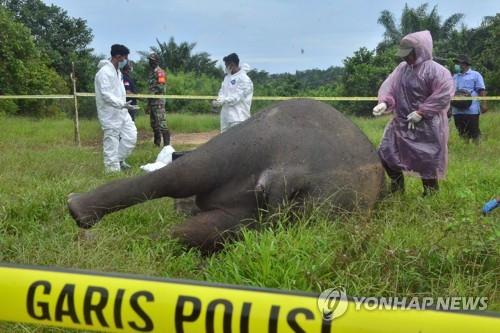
left=128, top=109, right=136, bottom=122
left=149, top=107, right=170, bottom=146
left=127, top=98, right=137, bottom=122
left=454, top=114, right=480, bottom=141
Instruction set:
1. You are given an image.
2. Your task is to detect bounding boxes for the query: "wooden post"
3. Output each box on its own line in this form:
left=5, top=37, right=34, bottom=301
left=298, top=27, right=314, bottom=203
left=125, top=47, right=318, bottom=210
left=71, top=62, right=81, bottom=147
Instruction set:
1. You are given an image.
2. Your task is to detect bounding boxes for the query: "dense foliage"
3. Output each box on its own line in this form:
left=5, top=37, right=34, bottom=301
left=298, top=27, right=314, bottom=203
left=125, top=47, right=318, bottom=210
left=0, top=2, right=498, bottom=117
left=0, top=7, right=67, bottom=116
left=1, top=0, right=95, bottom=90
left=0, top=0, right=97, bottom=116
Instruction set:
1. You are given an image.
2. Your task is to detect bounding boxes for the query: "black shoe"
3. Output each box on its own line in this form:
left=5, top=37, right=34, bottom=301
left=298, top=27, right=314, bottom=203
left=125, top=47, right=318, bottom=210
left=120, top=161, right=132, bottom=170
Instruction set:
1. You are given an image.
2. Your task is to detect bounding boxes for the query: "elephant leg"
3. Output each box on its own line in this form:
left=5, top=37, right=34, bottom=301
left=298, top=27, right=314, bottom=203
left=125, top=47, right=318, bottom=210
left=171, top=208, right=254, bottom=253
left=68, top=150, right=218, bottom=229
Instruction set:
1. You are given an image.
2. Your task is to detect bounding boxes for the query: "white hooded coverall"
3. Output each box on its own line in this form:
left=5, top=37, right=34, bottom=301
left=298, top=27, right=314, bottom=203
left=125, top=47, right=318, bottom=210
left=95, top=60, right=137, bottom=172
left=217, top=64, right=254, bottom=132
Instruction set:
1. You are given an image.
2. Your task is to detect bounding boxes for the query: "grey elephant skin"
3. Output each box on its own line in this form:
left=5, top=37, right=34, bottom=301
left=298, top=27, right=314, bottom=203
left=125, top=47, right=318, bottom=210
left=68, top=99, right=385, bottom=252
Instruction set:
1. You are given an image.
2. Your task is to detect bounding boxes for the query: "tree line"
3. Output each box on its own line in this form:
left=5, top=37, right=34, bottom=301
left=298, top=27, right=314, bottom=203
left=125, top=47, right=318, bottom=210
left=0, top=1, right=498, bottom=117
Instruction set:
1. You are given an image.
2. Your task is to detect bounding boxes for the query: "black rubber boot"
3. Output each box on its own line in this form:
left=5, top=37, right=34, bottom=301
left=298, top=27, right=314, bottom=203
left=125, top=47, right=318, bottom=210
left=153, top=131, right=161, bottom=147
left=162, top=130, right=171, bottom=146
left=390, top=173, right=405, bottom=194
left=381, top=160, right=404, bottom=193
left=422, top=179, right=439, bottom=196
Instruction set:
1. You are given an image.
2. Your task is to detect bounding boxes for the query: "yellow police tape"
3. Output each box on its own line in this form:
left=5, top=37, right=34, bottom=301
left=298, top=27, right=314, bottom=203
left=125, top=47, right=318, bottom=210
left=0, top=94, right=74, bottom=99
left=0, top=264, right=499, bottom=332
left=0, top=93, right=499, bottom=101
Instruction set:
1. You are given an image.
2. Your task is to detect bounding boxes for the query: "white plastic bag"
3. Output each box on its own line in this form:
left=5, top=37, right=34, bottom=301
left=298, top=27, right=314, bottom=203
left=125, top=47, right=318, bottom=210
left=156, top=145, right=175, bottom=164
left=140, top=145, right=176, bottom=173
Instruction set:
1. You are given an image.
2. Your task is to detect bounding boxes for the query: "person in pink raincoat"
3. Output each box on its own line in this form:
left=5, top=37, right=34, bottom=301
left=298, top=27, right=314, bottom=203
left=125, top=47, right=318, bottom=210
left=372, top=30, right=455, bottom=196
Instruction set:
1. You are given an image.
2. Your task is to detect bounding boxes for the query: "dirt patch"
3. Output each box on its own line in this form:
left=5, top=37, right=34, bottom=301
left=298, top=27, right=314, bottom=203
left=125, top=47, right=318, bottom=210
left=138, top=130, right=151, bottom=143
left=171, top=131, right=219, bottom=145
left=81, top=130, right=219, bottom=148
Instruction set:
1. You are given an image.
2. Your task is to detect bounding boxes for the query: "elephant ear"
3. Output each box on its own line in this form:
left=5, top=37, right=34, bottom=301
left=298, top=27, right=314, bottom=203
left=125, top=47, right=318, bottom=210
left=254, top=168, right=305, bottom=208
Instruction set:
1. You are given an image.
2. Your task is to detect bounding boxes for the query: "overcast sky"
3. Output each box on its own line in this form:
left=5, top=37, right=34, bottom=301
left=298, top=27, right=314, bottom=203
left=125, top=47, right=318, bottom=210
left=45, top=0, right=499, bottom=73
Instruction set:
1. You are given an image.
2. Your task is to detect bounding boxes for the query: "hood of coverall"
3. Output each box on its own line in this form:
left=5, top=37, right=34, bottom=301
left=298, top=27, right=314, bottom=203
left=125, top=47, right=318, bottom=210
left=97, top=59, right=117, bottom=70
left=399, top=30, right=433, bottom=66
left=240, top=63, right=251, bottom=72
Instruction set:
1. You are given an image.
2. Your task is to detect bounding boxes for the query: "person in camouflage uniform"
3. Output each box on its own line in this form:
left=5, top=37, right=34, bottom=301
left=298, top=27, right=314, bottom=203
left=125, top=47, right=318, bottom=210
left=147, top=53, right=170, bottom=146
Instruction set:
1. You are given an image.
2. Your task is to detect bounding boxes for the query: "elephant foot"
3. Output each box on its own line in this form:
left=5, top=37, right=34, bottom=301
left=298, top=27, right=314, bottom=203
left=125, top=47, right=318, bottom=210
left=171, top=209, right=247, bottom=253
left=67, top=193, right=102, bottom=229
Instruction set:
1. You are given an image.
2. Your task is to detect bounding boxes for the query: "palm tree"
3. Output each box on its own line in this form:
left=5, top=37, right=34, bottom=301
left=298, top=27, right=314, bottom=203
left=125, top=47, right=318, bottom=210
left=139, top=37, right=219, bottom=76
left=377, top=3, right=464, bottom=51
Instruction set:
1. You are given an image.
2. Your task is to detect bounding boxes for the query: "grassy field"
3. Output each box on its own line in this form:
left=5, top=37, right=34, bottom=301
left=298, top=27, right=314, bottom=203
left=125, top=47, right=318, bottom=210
left=0, top=110, right=499, bottom=332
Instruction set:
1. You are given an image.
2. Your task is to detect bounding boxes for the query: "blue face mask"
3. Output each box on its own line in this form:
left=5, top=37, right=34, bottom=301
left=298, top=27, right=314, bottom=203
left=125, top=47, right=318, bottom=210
left=454, top=64, right=461, bottom=74
left=118, top=59, right=128, bottom=70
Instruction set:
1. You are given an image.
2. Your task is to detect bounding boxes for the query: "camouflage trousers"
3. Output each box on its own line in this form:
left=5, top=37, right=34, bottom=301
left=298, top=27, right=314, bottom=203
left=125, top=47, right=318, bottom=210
left=148, top=102, right=170, bottom=146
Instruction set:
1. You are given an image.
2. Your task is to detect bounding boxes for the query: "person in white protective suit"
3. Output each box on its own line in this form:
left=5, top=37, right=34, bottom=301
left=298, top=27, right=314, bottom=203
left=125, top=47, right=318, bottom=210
left=95, top=44, right=139, bottom=173
left=212, top=53, right=253, bottom=132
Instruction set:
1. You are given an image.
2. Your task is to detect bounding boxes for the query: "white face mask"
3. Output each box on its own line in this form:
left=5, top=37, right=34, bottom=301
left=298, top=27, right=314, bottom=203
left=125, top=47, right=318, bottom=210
left=118, top=59, right=128, bottom=69
left=225, top=66, right=232, bottom=75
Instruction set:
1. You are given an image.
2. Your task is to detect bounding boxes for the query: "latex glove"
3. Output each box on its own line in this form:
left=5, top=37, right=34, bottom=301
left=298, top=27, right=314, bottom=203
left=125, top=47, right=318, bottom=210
left=124, top=100, right=140, bottom=111
left=372, top=102, right=388, bottom=116
left=407, top=111, right=423, bottom=130
left=212, top=98, right=223, bottom=108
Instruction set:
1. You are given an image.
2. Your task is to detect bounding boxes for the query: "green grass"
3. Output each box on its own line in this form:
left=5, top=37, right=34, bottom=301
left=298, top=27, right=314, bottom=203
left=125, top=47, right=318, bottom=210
left=0, top=111, right=499, bottom=332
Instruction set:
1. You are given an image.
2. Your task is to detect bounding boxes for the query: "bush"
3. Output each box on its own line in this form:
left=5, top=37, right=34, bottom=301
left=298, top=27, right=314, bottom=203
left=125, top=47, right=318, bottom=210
left=0, top=99, right=18, bottom=115
left=0, top=7, right=67, bottom=116
left=339, top=46, right=398, bottom=116
left=164, top=72, right=220, bottom=113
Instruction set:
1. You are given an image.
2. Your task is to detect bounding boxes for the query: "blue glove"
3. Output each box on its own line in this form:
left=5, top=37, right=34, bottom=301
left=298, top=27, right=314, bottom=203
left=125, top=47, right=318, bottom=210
left=482, top=199, right=499, bottom=215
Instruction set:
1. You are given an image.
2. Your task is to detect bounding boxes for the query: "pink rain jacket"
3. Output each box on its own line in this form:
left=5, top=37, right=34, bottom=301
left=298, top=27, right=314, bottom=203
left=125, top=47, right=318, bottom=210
left=378, top=31, right=455, bottom=179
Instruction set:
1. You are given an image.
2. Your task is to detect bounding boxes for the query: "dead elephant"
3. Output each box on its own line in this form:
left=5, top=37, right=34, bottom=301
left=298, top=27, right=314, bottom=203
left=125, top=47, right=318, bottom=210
left=68, top=99, right=384, bottom=252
